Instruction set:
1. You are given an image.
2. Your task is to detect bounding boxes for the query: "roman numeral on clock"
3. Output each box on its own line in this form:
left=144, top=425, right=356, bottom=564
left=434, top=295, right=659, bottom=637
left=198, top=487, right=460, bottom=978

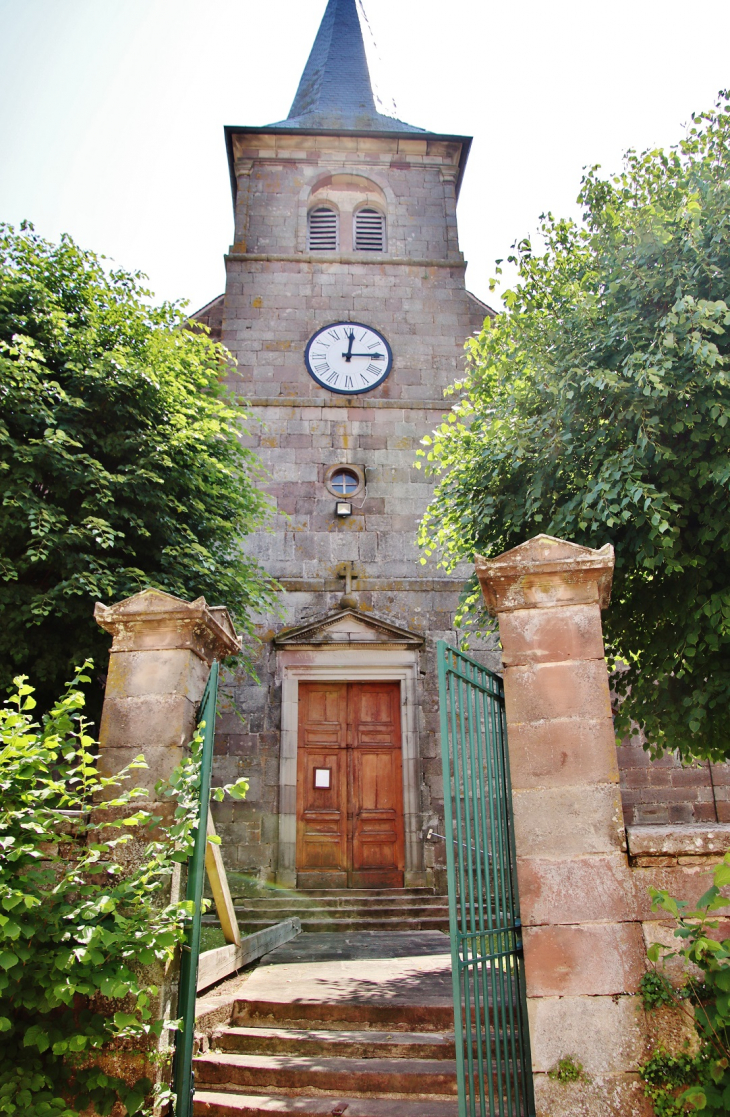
left=324, top=371, right=339, bottom=384
left=366, top=362, right=381, bottom=374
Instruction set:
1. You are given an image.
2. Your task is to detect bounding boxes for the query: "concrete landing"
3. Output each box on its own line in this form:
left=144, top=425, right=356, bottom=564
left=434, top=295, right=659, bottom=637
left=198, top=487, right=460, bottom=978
left=239, top=932, right=453, bottom=1010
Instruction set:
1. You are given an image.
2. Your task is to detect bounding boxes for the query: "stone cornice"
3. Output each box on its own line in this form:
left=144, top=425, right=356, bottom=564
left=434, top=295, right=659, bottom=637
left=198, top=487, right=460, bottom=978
left=94, top=589, right=241, bottom=663
left=475, top=534, right=615, bottom=614
left=277, top=577, right=466, bottom=593
left=241, top=397, right=455, bottom=410
left=225, top=250, right=465, bottom=268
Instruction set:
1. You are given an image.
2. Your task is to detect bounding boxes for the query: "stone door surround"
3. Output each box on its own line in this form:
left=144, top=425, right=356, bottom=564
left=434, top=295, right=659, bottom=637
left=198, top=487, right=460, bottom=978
left=274, top=608, right=425, bottom=889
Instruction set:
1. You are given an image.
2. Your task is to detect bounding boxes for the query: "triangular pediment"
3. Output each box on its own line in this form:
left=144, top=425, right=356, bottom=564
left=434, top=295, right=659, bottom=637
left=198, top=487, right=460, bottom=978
left=477, top=533, right=614, bottom=567
left=274, top=608, right=423, bottom=648
left=475, top=533, right=615, bottom=613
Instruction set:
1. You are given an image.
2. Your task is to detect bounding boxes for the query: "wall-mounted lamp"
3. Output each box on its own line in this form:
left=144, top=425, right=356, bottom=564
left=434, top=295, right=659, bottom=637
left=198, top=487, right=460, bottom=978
left=335, top=501, right=352, bottom=518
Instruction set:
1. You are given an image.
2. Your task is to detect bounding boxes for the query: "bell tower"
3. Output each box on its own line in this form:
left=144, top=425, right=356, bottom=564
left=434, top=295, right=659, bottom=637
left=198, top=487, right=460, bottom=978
left=207, top=0, right=491, bottom=891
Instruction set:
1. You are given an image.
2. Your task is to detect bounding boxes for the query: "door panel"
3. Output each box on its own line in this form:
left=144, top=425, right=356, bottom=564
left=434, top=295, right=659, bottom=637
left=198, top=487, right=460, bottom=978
left=296, top=680, right=405, bottom=888
left=350, top=682, right=404, bottom=888
left=296, top=683, right=348, bottom=888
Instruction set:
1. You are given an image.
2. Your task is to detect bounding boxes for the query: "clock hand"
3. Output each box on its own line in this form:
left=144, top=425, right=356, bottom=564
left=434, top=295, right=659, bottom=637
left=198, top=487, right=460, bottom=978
left=346, top=352, right=384, bottom=359
left=342, top=329, right=355, bottom=362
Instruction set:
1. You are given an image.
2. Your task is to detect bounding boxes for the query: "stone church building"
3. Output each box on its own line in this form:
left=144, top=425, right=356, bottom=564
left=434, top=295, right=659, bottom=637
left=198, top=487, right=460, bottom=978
left=196, top=0, right=730, bottom=903
left=195, top=0, right=492, bottom=898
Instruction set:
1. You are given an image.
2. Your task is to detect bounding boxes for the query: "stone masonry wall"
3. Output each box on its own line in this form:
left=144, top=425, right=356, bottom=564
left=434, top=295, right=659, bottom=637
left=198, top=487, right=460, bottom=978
left=617, top=727, right=730, bottom=825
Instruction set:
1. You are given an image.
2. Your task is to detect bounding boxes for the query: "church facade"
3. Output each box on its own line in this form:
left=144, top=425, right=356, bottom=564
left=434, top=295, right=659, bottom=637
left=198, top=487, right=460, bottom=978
left=199, top=0, right=493, bottom=893
left=195, top=0, right=730, bottom=899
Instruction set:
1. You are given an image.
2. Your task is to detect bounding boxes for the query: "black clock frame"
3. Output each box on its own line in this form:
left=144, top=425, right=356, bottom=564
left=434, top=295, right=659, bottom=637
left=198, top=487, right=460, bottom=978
left=304, top=321, right=394, bottom=396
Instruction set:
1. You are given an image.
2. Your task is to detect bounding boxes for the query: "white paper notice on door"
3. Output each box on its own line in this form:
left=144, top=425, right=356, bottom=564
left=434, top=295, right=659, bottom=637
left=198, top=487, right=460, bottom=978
left=314, top=768, right=331, bottom=789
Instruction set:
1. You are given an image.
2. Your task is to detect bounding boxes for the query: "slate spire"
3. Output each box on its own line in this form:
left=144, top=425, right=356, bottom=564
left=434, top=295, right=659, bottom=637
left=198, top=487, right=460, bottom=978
left=270, top=0, right=424, bottom=132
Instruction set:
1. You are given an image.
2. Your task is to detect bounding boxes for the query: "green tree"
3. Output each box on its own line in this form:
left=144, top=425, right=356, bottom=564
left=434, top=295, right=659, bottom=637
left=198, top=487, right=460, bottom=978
left=0, top=224, right=277, bottom=714
left=418, top=92, right=730, bottom=762
left=0, top=664, right=248, bottom=1117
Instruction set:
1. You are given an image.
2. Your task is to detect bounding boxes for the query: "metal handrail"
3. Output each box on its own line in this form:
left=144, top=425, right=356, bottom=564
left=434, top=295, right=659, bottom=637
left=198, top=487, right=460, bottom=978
left=172, top=660, right=219, bottom=1117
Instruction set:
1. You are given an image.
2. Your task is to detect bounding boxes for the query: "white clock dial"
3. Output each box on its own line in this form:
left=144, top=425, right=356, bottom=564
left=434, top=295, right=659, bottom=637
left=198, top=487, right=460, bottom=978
left=304, top=321, right=393, bottom=395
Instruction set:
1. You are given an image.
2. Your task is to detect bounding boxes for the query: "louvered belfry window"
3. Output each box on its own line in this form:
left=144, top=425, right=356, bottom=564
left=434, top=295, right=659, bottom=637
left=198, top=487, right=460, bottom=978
left=354, top=207, right=385, bottom=252
left=308, top=206, right=338, bottom=251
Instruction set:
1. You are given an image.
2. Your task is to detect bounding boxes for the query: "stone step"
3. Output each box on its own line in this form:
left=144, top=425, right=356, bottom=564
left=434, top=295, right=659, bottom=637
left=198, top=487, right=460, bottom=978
left=232, top=999, right=455, bottom=1033
left=280, top=890, right=438, bottom=898
left=195, top=1089, right=460, bottom=1117
left=231, top=894, right=445, bottom=909
left=235, top=918, right=449, bottom=934
left=231, top=910, right=449, bottom=923
left=230, top=904, right=449, bottom=918
left=213, top=1027, right=456, bottom=1060
left=193, top=1052, right=459, bottom=1097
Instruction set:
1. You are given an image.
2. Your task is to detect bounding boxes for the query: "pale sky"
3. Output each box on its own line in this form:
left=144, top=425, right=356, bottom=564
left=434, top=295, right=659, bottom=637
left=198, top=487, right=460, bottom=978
left=1, top=0, right=729, bottom=313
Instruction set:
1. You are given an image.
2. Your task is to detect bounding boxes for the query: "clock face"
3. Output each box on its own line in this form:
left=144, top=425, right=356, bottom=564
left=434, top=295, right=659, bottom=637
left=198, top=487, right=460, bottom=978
left=304, top=321, right=393, bottom=395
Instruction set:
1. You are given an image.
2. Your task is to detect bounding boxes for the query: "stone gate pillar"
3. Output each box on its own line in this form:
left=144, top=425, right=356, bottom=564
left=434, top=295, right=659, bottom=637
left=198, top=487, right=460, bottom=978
left=94, top=588, right=240, bottom=823
left=475, top=535, right=648, bottom=1116
left=89, top=589, right=241, bottom=1095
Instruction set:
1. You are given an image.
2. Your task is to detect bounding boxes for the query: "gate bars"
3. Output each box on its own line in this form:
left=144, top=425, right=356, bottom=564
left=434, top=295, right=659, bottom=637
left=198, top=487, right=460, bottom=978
left=437, top=642, right=535, bottom=1117
left=173, top=660, right=219, bottom=1117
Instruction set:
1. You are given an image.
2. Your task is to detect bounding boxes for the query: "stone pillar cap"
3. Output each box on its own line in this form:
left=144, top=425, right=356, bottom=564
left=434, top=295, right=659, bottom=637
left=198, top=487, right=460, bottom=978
left=475, top=534, right=614, bottom=615
left=94, top=588, right=242, bottom=662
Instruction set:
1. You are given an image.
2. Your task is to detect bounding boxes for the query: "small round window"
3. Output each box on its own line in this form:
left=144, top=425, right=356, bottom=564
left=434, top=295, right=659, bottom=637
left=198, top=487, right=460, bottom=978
left=324, top=464, right=365, bottom=498
left=330, top=468, right=359, bottom=495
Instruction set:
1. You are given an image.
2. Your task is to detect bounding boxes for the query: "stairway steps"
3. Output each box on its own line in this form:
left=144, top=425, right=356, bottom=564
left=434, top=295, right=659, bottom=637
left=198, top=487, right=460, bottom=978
left=213, top=1027, right=456, bottom=1060
left=194, top=1052, right=459, bottom=1096
left=193, top=923, right=464, bottom=1115
left=221, top=888, right=450, bottom=935
left=195, top=1089, right=459, bottom=1116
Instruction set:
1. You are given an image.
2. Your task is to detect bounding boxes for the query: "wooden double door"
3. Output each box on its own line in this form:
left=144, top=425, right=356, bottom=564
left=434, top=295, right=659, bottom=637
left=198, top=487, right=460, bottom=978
left=296, top=681, right=405, bottom=889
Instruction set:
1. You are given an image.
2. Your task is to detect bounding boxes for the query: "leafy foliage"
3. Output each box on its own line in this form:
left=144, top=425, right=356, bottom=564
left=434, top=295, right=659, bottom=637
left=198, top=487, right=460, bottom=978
left=418, top=92, right=730, bottom=761
left=640, top=970, right=686, bottom=1012
left=546, top=1055, right=586, bottom=1084
left=0, top=223, right=277, bottom=714
left=640, top=1049, right=710, bottom=1117
left=639, top=853, right=730, bottom=1113
left=0, top=664, right=245, bottom=1117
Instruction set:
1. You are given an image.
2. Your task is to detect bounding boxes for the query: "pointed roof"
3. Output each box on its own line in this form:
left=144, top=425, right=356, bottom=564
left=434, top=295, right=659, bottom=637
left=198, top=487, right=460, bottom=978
left=269, top=0, right=424, bottom=133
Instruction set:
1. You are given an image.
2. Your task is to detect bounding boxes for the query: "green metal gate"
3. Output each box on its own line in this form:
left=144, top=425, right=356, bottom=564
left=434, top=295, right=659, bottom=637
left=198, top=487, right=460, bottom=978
left=173, top=660, right=219, bottom=1117
left=437, top=642, right=534, bottom=1117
